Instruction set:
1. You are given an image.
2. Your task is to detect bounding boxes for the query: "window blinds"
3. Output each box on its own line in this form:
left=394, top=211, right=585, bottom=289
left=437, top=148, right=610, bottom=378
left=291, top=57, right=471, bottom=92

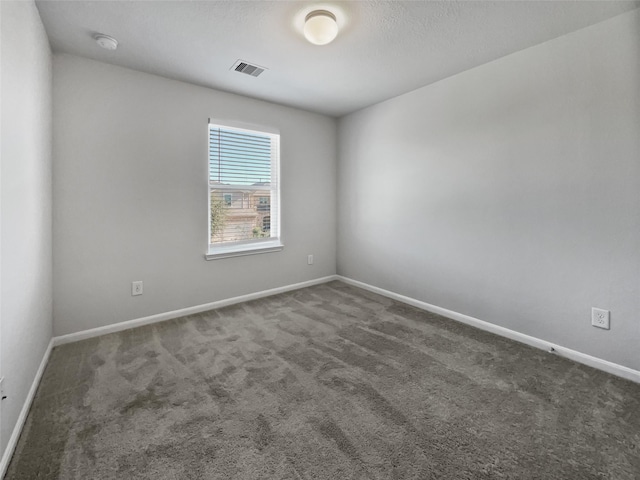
left=209, top=127, right=272, bottom=186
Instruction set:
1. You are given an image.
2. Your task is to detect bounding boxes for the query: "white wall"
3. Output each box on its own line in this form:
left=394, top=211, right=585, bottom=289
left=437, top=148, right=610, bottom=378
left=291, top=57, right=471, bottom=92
left=337, top=10, right=640, bottom=370
left=0, top=0, right=53, bottom=453
left=53, top=54, right=337, bottom=336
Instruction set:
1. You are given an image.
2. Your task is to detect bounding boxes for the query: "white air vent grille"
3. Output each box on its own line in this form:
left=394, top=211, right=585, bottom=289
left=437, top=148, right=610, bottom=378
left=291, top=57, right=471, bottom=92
left=231, top=60, right=266, bottom=77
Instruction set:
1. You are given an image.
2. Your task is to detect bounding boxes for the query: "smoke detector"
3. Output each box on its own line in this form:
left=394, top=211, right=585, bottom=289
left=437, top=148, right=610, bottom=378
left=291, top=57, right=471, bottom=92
left=94, top=34, right=118, bottom=51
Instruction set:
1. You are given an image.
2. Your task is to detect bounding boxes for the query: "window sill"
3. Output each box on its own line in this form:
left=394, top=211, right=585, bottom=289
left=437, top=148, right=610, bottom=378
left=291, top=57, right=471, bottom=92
left=205, top=241, right=284, bottom=261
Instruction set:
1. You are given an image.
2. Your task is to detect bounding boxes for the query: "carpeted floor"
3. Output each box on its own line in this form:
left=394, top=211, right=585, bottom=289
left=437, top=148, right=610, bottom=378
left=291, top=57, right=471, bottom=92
left=5, top=281, right=640, bottom=479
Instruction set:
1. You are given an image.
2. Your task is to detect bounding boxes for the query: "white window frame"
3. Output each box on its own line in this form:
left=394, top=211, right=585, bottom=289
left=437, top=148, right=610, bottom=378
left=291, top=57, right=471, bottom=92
left=205, top=119, right=283, bottom=260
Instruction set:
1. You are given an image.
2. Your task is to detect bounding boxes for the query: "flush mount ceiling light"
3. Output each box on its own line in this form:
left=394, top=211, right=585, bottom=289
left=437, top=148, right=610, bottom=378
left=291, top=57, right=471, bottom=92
left=94, top=34, right=118, bottom=51
left=304, top=10, right=338, bottom=45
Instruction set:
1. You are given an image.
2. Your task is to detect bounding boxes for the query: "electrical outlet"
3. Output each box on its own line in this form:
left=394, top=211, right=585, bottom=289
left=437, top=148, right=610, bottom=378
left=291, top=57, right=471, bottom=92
left=307, top=254, right=314, bottom=265
left=591, top=307, right=610, bottom=330
left=132, top=281, right=143, bottom=296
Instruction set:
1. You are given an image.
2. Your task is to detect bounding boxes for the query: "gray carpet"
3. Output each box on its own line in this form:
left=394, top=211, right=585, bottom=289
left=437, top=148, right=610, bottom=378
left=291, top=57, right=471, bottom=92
left=5, top=281, right=640, bottom=479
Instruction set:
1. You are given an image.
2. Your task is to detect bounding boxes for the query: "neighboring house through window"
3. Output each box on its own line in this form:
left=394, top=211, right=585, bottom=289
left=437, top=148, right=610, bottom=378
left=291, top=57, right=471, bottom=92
left=207, top=120, right=282, bottom=259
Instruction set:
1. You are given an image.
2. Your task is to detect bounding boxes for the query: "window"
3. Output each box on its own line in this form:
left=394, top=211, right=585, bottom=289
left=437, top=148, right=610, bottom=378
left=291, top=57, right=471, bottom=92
left=257, top=196, right=270, bottom=212
left=207, top=120, right=282, bottom=260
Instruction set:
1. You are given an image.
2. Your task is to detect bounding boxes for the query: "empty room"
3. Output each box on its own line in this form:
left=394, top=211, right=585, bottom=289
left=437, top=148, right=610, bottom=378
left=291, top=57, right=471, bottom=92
left=1, top=0, right=639, bottom=478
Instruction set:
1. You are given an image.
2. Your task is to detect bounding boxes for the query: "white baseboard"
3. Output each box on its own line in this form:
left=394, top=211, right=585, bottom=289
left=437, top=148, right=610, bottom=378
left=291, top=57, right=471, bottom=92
left=336, top=275, right=640, bottom=384
left=1, top=274, right=637, bottom=476
left=1, top=276, right=339, bottom=474
left=0, top=338, right=54, bottom=479
left=53, top=275, right=339, bottom=347
left=52, top=273, right=640, bottom=384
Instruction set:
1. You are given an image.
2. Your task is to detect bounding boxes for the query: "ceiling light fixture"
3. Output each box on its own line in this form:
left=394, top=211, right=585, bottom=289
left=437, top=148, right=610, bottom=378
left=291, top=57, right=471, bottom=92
left=304, top=10, right=338, bottom=45
left=94, top=34, right=118, bottom=51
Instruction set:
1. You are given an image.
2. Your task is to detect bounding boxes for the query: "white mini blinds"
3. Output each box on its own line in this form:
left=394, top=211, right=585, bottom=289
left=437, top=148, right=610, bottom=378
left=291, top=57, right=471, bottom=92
left=207, top=121, right=281, bottom=259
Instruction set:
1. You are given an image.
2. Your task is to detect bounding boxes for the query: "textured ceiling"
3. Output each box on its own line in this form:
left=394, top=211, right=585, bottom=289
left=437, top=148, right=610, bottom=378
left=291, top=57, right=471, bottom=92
left=36, top=0, right=639, bottom=117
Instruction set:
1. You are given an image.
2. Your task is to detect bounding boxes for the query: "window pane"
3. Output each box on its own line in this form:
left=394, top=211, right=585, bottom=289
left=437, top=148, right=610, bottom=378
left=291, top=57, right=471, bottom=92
left=210, top=188, right=272, bottom=243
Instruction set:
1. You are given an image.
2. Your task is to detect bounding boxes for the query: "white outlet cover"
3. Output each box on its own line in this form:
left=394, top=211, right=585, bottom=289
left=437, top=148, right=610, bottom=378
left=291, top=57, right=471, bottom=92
left=591, top=307, right=610, bottom=330
left=132, top=281, right=143, bottom=296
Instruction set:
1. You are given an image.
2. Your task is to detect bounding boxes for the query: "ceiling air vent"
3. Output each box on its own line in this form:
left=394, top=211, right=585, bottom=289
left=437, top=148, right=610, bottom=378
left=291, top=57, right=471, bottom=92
left=231, top=60, right=266, bottom=77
